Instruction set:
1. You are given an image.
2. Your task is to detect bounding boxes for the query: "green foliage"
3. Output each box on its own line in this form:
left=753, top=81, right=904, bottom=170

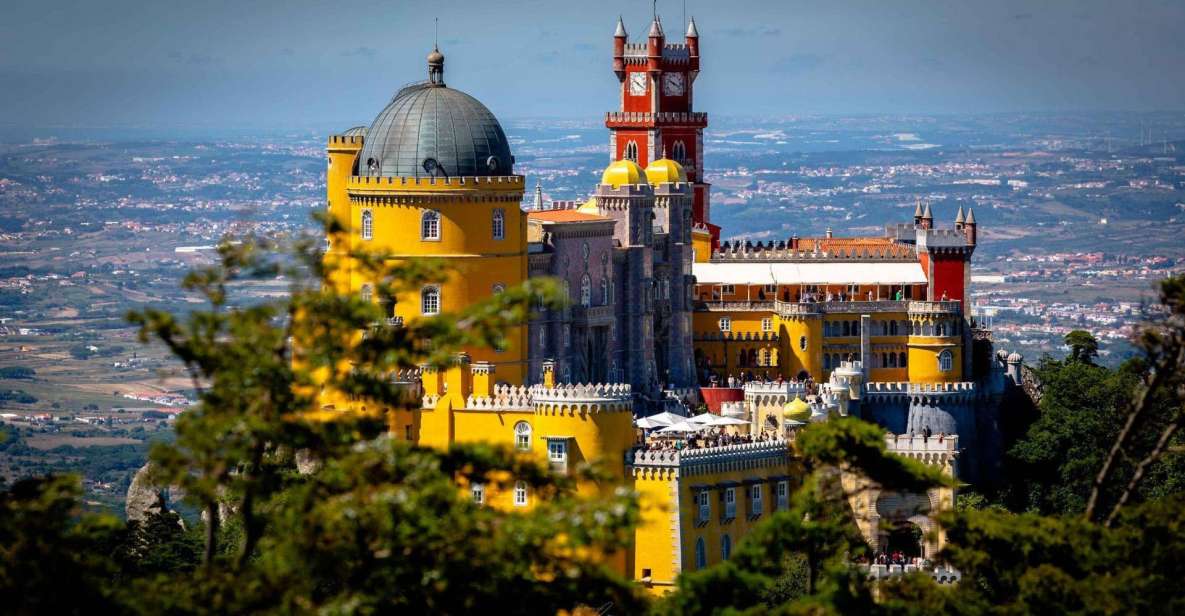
left=0, top=366, right=35, bottom=379
left=1064, top=330, right=1100, bottom=364
left=0, top=389, right=37, bottom=403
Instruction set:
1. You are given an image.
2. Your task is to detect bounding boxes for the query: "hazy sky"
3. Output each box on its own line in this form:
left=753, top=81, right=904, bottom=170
left=2, top=0, right=1184, bottom=130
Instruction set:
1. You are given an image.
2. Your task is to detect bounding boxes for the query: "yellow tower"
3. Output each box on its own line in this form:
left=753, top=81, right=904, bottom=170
left=326, top=47, right=529, bottom=385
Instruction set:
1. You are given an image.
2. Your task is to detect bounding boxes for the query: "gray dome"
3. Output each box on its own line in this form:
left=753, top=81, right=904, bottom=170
left=358, top=80, right=514, bottom=179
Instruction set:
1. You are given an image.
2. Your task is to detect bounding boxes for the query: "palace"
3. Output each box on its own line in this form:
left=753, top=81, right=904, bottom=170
left=320, top=14, right=1021, bottom=593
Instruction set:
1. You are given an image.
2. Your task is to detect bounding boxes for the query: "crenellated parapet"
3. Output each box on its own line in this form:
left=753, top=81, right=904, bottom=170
left=346, top=174, right=526, bottom=205
left=465, top=383, right=533, bottom=411
left=627, top=440, right=790, bottom=477
left=712, top=239, right=916, bottom=262
left=885, top=433, right=959, bottom=469
left=531, top=382, right=633, bottom=415
left=862, top=381, right=977, bottom=405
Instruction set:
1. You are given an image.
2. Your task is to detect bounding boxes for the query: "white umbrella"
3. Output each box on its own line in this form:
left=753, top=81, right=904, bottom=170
left=658, top=421, right=708, bottom=434
left=635, top=411, right=685, bottom=429
left=688, top=412, right=719, bottom=424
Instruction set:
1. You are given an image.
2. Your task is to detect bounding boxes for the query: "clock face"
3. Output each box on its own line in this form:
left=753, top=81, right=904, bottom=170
left=629, top=72, right=648, bottom=96
left=662, top=72, right=685, bottom=96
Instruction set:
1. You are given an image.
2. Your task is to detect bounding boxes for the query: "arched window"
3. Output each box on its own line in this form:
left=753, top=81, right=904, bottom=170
left=832, top=353, right=841, bottom=368
left=421, top=210, right=440, bottom=241
left=580, top=274, right=591, bottom=307
left=492, top=283, right=505, bottom=295
left=420, top=286, right=440, bottom=315
left=513, top=481, right=528, bottom=507
left=672, top=140, right=687, bottom=162
left=624, top=140, right=639, bottom=162
left=361, top=209, right=373, bottom=240
left=890, top=320, right=899, bottom=335
left=721, top=534, right=732, bottom=561
left=799, top=335, right=808, bottom=351
left=491, top=208, right=505, bottom=240
left=899, top=352, right=908, bottom=368
left=695, top=537, right=707, bottom=569
left=889, top=352, right=898, bottom=368
left=938, top=350, right=953, bottom=372
left=842, top=321, right=851, bottom=337
left=514, top=421, right=532, bottom=450
left=852, top=321, right=860, bottom=337
left=600, top=278, right=609, bottom=305
left=823, top=354, right=832, bottom=370
left=360, top=284, right=372, bottom=304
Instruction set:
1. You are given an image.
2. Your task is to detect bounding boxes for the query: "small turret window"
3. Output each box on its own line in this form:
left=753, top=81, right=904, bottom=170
left=672, top=140, right=687, bottom=162
left=580, top=274, right=592, bottom=308
left=492, top=208, right=505, bottom=240
left=421, top=286, right=440, bottom=315
left=361, top=209, right=373, bottom=240
left=421, top=210, right=440, bottom=241
left=938, top=350, right=953, bottom=372
left=624, top=140, right=639, bottom=162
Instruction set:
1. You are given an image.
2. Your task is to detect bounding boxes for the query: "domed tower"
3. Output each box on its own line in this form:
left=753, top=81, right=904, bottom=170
left=326, top=47, right=528, bottom=383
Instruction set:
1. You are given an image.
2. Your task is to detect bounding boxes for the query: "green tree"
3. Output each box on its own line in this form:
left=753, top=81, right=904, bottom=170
left=1064, top=330, right=1100, bottom=364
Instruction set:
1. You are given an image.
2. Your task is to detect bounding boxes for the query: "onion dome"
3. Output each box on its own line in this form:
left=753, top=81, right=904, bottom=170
left=600, top=159, right=645, bottom=187
left=1007, top=352, right=1023, bottom=363
left=357, top=47, right=514, bottom=179
left=783, top=397, right=811, bottom=423
left=645, top=157, right=687, bottom=185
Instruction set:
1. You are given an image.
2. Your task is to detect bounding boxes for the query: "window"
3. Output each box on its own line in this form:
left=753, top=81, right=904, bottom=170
left=695, top=538, right=707, bottom=570
left=514, top=421, right=532, bottom=451
left=600, top=278, right=609, bottom=305
left=763, top=284, right=777, bottom=293
left=360, top=284, right=372, bottom=304
left=899, top=352, right=908, bottom=368
left=471, top=483, right=485, bottom=504
left=580, top=274, right=591, bottom=307
left=799, top=335, right=808, bottom=351
left=721, top=534, right=732, bottom=560
left=548, top=440, right=567, bottom=463
left=538, top=328, right=546, bottom=348
left=492, top=283, right=505, bottom=294
left=624, top=140, right=639, bottom=162
left=582, top=241, right=590, bottom=261
left=492, top=208, right=505, bottom=240
left=720, top=284, right=735, bottom=295
left=776, top=481, right=789, bottom=510
left=724, top=487, right=737, bottom=519
left=360, top=209, right=373, bottom=240
left=697, top=491, right=710, bottom=523
left=848, top=284, right=860, bottom=295
left=672, top=140, right=687, bottom=162
left=938, top=349, right=953, bottom=372
left=404, top=425, right=413, bottom=441
left=420, top=286, right=440, bottom=315
left=761, top=318, right=773, bottom=332
left=718, top=317, right=731, bottom=332
left=823, top=354, right=831, bottom=370
left=890, top=320, right=899, bottom=335
left=421, top=210, right=440, bottom=241
left=514, top=481, right=528, bottom=507
left=750, top=484, right=763, bottom=516
left=889, top=352, right=898, bottom=368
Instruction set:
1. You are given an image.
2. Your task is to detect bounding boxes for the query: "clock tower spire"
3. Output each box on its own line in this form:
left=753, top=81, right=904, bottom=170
left=606, top=15, right=717, bottom=243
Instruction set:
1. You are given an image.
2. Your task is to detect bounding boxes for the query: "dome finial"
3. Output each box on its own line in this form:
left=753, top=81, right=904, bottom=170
left=428, top=18, right=445, bottom=85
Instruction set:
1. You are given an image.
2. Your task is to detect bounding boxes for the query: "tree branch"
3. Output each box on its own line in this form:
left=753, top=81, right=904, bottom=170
left=1104, top=411, right=1184, bottom=527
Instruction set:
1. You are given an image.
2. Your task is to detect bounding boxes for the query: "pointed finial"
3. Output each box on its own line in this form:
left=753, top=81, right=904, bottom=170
left=965, top=207, right=976, bottom=224
left=922, top=202, right=933, bottom=219
left=686, top=16, right=699, bottom=38
left=533, top=180, right=544, bottom=209
left=914, top=198, right=923, bottom=217
left=615, top=15, right=627, bottom=37
left=955, top=206, right=965, bottom=224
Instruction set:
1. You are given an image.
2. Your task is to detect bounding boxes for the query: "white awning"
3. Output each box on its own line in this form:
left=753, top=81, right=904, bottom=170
left=692, top=261, right=927, bottom=286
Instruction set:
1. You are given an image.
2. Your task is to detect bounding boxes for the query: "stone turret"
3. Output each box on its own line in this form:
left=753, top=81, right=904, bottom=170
left=613, top=16, right=627, bottom=79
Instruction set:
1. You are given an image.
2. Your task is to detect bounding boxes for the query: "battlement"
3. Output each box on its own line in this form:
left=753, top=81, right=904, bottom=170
left=530, top=382, right=632, bottom=404
left=593, top=183, right=657, bottom=198
left=328, top=135, right=365, bottom=147
left=917, top=228, right=972, bottom=251
left=743, top=381, right=808, bottom=396
left=865, top=381, right=976, bottom=394
left=347, top=175, right=525, bottom=190
left=604, top=111, right=709, bottom=128
left=712, top=239, right=915, bottom=262
left=627, top=439, right=789, bottom=471
left=465, top=383, right=533, bottom=411
left=885, top=433, right=959, bottom=453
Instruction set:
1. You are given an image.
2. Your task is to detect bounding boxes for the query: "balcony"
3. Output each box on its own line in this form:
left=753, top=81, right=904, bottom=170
left=907, top=301, right=962, bottom=315
left=697, top=300, right=775, bottom=312
left=569, top=304, right=614, bottom=323
left=773, top=299, right=909, bottom=316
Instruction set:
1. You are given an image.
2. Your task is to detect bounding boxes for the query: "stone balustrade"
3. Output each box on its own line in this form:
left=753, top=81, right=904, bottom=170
left=861, top=564, right=961, bottom=584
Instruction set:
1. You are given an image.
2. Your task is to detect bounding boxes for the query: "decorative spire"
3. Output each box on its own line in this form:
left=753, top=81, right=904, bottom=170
left=427, top=45, right=445, bottom=85
left=965, top=207, right=976, bottom=224
left=922, top=202, right=933, bottom=220
left=533, top=181, right=544, bottom=210
left=686, top=16, right=699, bottom=38
left=914, top=198, right=923, bottom=218
left=955, top=206, right=965, bottom=224
left=615, top=15, right=627, bottom=37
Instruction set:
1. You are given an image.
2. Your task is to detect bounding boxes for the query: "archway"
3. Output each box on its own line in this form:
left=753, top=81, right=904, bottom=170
left=885, top=521, right=924, bottom=559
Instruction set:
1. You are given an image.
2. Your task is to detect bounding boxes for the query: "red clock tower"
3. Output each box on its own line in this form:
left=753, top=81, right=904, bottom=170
left=609, top=15, right=719, bottom=242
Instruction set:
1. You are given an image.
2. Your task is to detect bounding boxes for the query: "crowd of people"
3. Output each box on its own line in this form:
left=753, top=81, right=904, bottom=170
left=636, top=427, right=782, bottom=453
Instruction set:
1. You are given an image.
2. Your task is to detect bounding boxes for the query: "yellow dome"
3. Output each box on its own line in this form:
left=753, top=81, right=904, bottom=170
left=645, top=157, right=687, bottom=185
left=600, top=159, right=645, bottom=188
left=783, top=397, right=811, bottom=422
